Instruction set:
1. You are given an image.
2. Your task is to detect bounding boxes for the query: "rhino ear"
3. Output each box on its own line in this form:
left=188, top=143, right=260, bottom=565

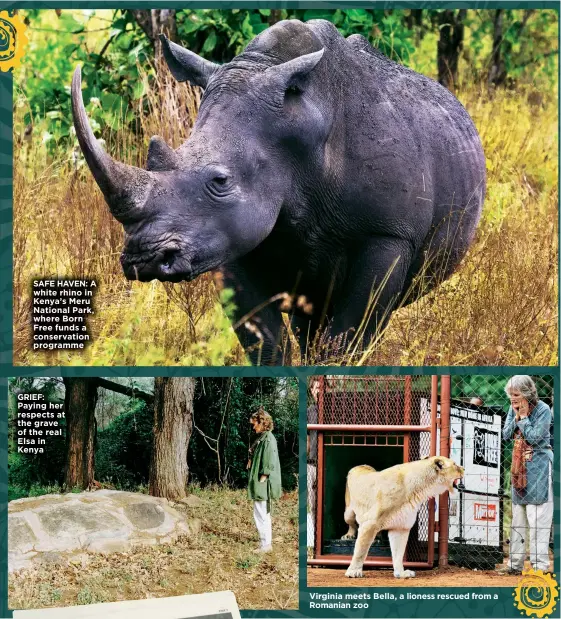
left=159, top=35, right=219, bottom=88
left=263, top=48, right=325, bottom=93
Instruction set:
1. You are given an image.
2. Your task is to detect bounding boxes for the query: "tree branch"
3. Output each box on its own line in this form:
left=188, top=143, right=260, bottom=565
left=95, top=378, right=154, bottom=403
left=94, top=33, right=118, bottom=69
left=517, top=48, right=558, bottom=69
left=130, top=9, right=154, bottom=41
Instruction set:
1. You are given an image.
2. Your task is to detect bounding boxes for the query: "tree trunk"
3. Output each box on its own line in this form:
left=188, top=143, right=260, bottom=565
left=63, top=378, right=98, bottom=490
left=437, top=9, right=467, bottom=90
left=149, top=377, right=195, bottom=500
left=268, top=10, right=282, bottom=26
left=130, top=9, right=178, bottom=59
left=488, top=10, right=506, bottom=87
left=488, top=9, right=534, bottom=87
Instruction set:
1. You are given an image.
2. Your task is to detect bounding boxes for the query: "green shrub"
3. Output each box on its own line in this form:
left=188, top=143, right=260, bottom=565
left=190, top=378, right=298, bottom=491
left=96, top=399, right=153, bottom=489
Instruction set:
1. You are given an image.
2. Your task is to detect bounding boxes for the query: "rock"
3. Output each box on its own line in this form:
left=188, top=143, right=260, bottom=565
left=124, top=502, right=165, bottom=530
left=36, top=551, right=64, bottom=565
left=8, top=516, right=37, bottom=554
left=9, top=490, right=197, bottom=573
left=38, top=503, right=126, bottom=540
left=9, top=552, right=37, bottom=572
left=87, top=539, right=132, bottom=554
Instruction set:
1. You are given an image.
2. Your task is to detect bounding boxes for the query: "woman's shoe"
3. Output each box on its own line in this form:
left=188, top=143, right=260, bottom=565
left=496, top=565, right=522, bottom=575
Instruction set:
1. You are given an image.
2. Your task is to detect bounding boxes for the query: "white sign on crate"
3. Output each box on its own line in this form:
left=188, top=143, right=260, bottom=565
left=449, top=408, right=502, bottom=494
left=419, top=398, right=503, bottom=549
left=449, top=492, right=501, bottom=547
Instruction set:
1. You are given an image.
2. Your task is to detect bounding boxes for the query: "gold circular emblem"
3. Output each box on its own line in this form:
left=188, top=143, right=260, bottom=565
left=0, top=11, right=28, bottom=71
left=513, top=569, right=559, bottom=618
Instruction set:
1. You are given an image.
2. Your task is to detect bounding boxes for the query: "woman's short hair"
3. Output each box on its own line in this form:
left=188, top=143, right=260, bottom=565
left=504, top=375, right=539, bottom=405
left=251, top=408, right=274, bottom=432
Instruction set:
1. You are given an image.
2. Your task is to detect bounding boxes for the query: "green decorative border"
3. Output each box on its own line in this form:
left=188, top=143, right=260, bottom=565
left=0, top=2, right=559, bottom=618
left=298, top=369, right=560, bottom=619
left=1, top=369, right=557, bottom=619
left=0, top=62, right=12, bottom=619
left=0, top=2, right=559, bottom=8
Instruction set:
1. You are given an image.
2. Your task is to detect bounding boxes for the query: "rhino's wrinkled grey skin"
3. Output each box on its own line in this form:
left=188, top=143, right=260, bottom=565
left=72, top=19, right=485, bottom=365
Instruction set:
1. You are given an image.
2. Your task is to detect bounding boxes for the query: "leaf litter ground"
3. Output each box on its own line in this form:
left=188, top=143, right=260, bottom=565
left=9, top=487, right=298, bottom=610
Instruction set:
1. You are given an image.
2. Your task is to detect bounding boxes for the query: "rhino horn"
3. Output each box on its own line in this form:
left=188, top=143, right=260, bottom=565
left=264, top=48, right=325, bottom=92
left=160, top=34, right=219, bottom=88
left=71, top=65, right=153, bottom=222
left=146, top=135, right=180, bottom=171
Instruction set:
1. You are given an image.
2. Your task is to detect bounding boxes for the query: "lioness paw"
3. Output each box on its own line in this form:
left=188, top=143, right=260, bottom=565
left=345, top=566, right=364, bottom=578
left=341, top=533, right=356, bottom=540
left=394, top=569, right=416, bottom=578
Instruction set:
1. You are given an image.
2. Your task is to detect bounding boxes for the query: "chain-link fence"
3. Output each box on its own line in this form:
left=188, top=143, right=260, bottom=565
left=307, top=374, right=554, bottom=574
left=307, top=375, right=436, bottom=569
left=448, top=374, right=554, bottom=573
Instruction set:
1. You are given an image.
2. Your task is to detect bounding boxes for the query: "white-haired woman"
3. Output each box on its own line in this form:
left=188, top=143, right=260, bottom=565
left=498, top=376, right=553, bottom=574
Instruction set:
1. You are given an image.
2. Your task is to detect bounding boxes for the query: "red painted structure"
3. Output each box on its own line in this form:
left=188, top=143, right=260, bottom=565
left=307, top=375, right=452, bottom=570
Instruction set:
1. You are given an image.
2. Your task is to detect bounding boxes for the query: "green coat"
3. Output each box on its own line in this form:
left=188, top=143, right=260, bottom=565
left=247, top=431, right=282, bottom=506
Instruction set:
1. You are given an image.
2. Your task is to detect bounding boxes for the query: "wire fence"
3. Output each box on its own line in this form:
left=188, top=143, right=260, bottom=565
left=307, top=374, right=554, bottom=574
left=448, top=374, right=554, bottom=572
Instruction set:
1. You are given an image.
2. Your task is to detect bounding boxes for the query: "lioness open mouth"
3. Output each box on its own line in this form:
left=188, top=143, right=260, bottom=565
left=453, top=478, right=462, bottom=489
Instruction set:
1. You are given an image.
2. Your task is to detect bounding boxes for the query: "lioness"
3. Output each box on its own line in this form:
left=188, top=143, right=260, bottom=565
left=342, top=456, right=464, bottom=579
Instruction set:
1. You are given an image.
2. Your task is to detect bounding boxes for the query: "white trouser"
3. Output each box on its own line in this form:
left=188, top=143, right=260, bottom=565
left=509, top=464, right=553, bottom=571
left=253, top=501, right=272, bottom=549
left=307, top=464, right=317, bottom=548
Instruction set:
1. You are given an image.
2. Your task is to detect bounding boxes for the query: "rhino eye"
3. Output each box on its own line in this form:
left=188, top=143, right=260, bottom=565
left=285, top=85, right=301, bottom=97
left=207, top=174, right=232, bottom=197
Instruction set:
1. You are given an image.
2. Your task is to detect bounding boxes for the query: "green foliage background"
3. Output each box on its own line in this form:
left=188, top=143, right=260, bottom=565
left=8, top=378, right=66, bottom=500
left=16, top=8, right=558, bottom=159
left=95, top=398, right=153, bottom=490
left=451, top=375, right=555, bottom=409
left=8, top=377, right=298, bottom=499
left=190, top=377, right=299, bottom=489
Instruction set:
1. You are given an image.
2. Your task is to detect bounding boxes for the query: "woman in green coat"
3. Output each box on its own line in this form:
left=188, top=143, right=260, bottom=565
left=247, top=408, right=282, bottom=553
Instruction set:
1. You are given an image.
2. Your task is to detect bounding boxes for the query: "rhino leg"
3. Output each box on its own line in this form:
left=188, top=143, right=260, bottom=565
left=328, top=237, right=414, bottom=349
left=220, top=262, right=293, bottom=366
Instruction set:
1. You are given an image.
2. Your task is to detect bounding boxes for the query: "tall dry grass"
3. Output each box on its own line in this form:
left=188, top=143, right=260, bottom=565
left=367, top=84, right=558, bottom=366
left=14, top=63, right=245, bottom=366
left=13, top=65, right=557, bottom=366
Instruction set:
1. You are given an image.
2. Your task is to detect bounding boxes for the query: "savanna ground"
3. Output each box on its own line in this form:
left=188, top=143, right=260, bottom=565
left=9, top=487, right=298, bottom=610
left=13, top=11, right=558, bottom=366
left=307, top=563, right=547, bottom=588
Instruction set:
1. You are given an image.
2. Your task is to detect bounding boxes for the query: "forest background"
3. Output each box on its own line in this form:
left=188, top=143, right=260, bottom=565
left=8, top=376, right=299, bottom=610
left=13, top=8, right=559, bottom=366
left=8, top=376, right=299, bottom=500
